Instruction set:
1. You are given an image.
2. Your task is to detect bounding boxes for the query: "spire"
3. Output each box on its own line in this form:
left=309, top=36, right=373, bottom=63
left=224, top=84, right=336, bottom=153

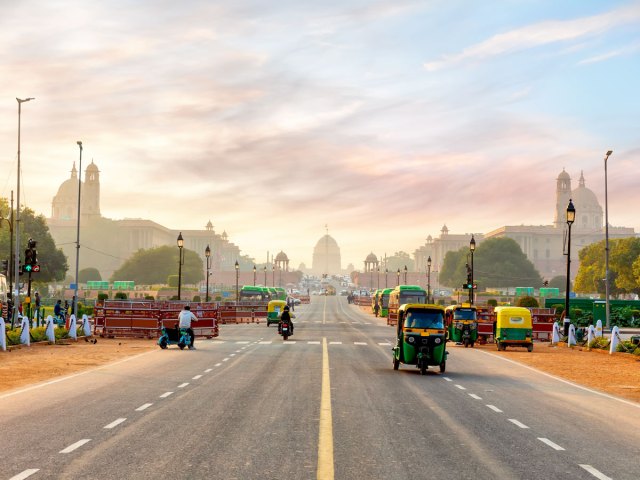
left=579, top=170, right=585, bottom=187
left=71, top=162, right=77, bottom=179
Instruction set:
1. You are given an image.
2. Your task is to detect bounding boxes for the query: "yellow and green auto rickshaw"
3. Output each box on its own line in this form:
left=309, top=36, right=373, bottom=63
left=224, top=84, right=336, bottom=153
left=494, top=306, right=533, bottom=352
left=392, top=304, right=447, bottom=375
left=267, top=300, right=287, bottom=327
left=445, top=304, right=478, bottom=348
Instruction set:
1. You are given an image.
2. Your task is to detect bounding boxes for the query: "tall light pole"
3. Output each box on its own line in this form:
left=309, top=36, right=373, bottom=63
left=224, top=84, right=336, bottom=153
left=14, top=97, right=34, bottom=321
left=564, top=199, right=575, bottom=336
left=263, top=265, right=267, bottom=286
left=469, top=236, right=476, bottom=305
left=177, top=232, right=184, bottom=300
left=385, top=268, right=388, bottom=288
left=253, top=265, right=256, bottom=286
left=272, top=264, right=275, bottom=287
left=205, top=244, right=211, bottom=302
left=403, top=265, right=407, bottom=284
left=427, top=256, right=432, bottom=303
left=377, top=266, right=380, bottom=289
left=73, top=141, right=83, bottom=320
left=235, top=260, right=239, bottom=301
left=604, top=150, right=613, bottom=330
left=396, top=268, right=400, bottom=286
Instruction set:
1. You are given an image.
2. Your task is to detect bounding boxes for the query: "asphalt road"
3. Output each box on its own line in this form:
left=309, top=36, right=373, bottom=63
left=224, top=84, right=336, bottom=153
left=1, top=296, right=638, bottom=480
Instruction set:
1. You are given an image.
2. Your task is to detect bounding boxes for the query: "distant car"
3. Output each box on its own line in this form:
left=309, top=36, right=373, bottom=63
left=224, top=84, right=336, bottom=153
left=340, top=290, right=348, bottom=296
left=293, top=298, right=301, bottom=305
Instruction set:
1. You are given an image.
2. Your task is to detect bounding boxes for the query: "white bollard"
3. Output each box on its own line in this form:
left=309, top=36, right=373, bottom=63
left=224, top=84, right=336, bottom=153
left=551, top=321, right=561, bottom=344
left=609, top=326, right=620, bottom=354
left=45, top=315, right=55, bottom=343
left=596, top=319, right=603, bottom=337
left=20, top=316, right=30, bottom=346
left=587, top=325, right=595, bottom=347
left=568, top=324, right=577, bottom=346
left=0, top=316, right=6, bottom=351
left=82, top=314, right=91, bottom=337
left=68, top=314, right=77, bottom=340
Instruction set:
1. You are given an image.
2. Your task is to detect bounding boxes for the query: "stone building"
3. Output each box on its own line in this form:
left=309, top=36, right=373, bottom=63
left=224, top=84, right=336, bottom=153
left=47, top=162, right=242, bottom=280
left=311, top=233, right=342, bottom=275
left=413, top=169, right=635, bottom=283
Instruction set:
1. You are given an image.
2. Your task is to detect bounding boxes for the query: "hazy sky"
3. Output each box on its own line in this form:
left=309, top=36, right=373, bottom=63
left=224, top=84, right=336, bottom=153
left=1, top=0, right=638, bottom=269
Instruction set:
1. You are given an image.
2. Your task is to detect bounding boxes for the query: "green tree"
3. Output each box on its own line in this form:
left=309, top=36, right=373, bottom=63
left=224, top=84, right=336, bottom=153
left=0, top=200, right=68, bottom=282
left=610, top=237, right=640, bottom=295
left=574, top=241, right=606, bottom=295
left=385, top=251, right=414, bottom=272
left=549, top=275, right=567, bottom=293
left=79, top=267, right=102, bottom=283
left=439, top=238, right=542, bottom=288
left=110, top=245, right=204, bottom=285
left=517, top=296, right=539, bottom=308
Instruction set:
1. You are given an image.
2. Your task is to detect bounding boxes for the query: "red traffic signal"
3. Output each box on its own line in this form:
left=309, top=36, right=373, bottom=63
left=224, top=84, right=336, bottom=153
left=32, top=265, right=40, bottom=272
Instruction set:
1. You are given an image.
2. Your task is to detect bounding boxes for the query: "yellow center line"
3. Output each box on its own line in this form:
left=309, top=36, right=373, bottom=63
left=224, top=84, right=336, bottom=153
left=317, top=303, right=334, bottom=479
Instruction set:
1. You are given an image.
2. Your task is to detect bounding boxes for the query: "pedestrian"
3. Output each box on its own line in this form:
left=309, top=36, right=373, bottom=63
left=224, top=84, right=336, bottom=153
left=54, top=299, right=63, bottom=327
left=178, top=304, right=199, bottom=350
left=34, top=291, right=41, bottom=323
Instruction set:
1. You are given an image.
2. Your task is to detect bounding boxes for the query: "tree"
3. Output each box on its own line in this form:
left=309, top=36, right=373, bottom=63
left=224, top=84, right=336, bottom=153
left=110, top=246, right=204, bottom=285
left=549, top=275, right=567, bottom=292
left=574, top=241, right=606, bottom=295
left=385, top=251, right=414, bottom=272
left=610, top=237, right=640, bottom=295
left=517, top=296, right=539, bottom=308
left=79, top=267, right=102, bottom=283
left=439, top=238, right=542, bottom=288
left=0, top=200, right=68, bottom=282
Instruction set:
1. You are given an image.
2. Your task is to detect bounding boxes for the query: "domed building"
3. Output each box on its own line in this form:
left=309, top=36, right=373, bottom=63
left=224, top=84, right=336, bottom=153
left=311, top=233, right=342, bottom=275
left=51, top=161, right=100, bottom=222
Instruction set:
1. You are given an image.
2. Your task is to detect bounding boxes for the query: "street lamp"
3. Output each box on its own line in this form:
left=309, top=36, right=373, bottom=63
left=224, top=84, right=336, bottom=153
left=604, top=150, right=613, bottom=330
left=469, top=235, right=476, bottom=304
left=177, top=232, right=184, bottom=300
left=272, top=264, right=275, bottom=287
left=403, top=265, right=408, bottom=284
left=263, top=265, right=267, bottom=285
left=253, top=265, right=256, bottom=286
left=235, top=260, right=239, bottom=301
left=396, top=268, right=400, bottom=286
left=377, top=266, right=380, bottom=289
left=14, top=97, right=34, bottom=322
left=427, top=256, right=432, bottom=303
left=385, top=268, right=388, bottom=288
left=564, top=199, right=575, bottom=336
left=73, top=141, right=83, bottom=320
left=205, top=245, right=211, bottom=302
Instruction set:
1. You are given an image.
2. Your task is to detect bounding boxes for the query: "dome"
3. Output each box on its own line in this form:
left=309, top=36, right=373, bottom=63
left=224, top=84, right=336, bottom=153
left=275, top=251, right=289, bottom=262
left=571, top=185, right=600, bottom=210
left=54, top=177, right=79, bottom=201
left=365, top=252, right=378, bottom=263
left=314, top=234, right=339, bottom=251
left=557, top=168, right=570, bottom=181
left=86, top=161, right=99, bottom=173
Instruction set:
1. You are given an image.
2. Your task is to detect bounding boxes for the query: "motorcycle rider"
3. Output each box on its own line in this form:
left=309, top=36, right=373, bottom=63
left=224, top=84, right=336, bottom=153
left=279, top=305, right=294, bottom=335
left=178, top=305, right=199, bottom=350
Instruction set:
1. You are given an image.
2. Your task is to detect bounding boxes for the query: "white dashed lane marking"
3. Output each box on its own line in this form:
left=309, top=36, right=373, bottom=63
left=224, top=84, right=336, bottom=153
left=537, top=438, right=565, bottom=451
left=486, top=405, right=502, bottom=413
left=178, top=383, right=189, bottom=388
left=378, top=342, right=391, bottom=346
left=104, top=418, right=127, bottom=429
left=135, top=403, right=153, bottom=411
left=192, top=375, right=202, bottom=380
left=442, top=377, right=452, bottom=382
left=235, top=341, right=250, bottom=344
left=579, top=465, right=612, bottom=480
left=60, top=439, right=91, bottom=454
left=468, top=394, right=482, bottom=400
left=9, top=469, right=39, bottom=480
left=214, top=363, right=222, bottom=367
left=354, top=342, right=367, bottom=345
left=308, top=341, right=321, bottom=344
left=455, top=385, right=466, bottom=390
left=204, top=368, right=212, bottom=373
left=160, top=392, right=173, bottom=398
left=329, top=341, right=342, bottom=345
left=259, top=341, right=272, bottom=344
left=508, top=419, right=529, bottom=429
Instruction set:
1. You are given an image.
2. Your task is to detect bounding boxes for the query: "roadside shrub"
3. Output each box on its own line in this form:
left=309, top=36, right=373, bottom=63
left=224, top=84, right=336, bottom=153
left=517, top=296, right=538, bottom=308
left=97, top=293, right=109, bottom=302
left=487, top=299, right=498, bottom=307
left=616, top=340, right=638, bottom=353
left=114, top=292, right=127, bottom=300
left=144, top=295, right=155, bottom=301
left=588, top=337, right=610, bottom=350
left=192, top=295, right=201, bottom=302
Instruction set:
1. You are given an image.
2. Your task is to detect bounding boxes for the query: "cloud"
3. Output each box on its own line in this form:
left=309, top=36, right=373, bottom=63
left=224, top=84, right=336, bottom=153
left=424, top=3, right=640, bottom=71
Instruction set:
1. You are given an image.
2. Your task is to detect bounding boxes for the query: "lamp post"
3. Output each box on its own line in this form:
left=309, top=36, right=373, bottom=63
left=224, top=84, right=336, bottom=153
left=14, top=97, right=34, bottom=322
left=73, top=141, right=83, bottom=320
left=385, top=268, right=388, bottom=288
left=377, top=266, right=380, bottom=289
left=604, top=150, right=613, bottom=330
left=205, top=245, right=211, bottom=302
left=396, top=268, right=400, bottom=286
left=427, top=256, right=432, bottom=303
left=403, top=265, right=407, bottom=284
left=1, top=196, right=14, bottom=297
left=469, top=236, right=476, bottom=305
left=272, top=264, right=275, bottom=286
left=564, top=199, right=575, bottom=336
left=263, top=265, right=267, bottom=286
left=235, top=260, right=239, bottom=301
left=253, top=265, right=256, bottom=286
left=177, top=232, right=184, bottom=300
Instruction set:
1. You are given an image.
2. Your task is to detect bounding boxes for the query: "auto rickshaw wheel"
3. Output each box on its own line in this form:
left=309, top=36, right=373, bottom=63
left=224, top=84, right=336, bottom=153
left=470, top=341, right=475, bottom=348
left=393, top=358, right=400, bottom=370
left=178, top=343, right=185, bottom=350
left=527, top=344, right=533, bottom=352
left=463, top=338, right=470, bottom=348
left=420, top=363, right=427, bottom=375
left=159, top=337, right=168, bottom=349
left=439, top=361, right=446, bottom=373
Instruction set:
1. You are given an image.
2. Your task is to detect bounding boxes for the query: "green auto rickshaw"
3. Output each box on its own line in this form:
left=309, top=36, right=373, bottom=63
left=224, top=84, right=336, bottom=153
left=266, top=300, right=287, bottom=327
left=445, top=304, right=478, bottom=348
left=392, top=304, right=447, bottom=375
left=494, top=306, right=533, bottom=352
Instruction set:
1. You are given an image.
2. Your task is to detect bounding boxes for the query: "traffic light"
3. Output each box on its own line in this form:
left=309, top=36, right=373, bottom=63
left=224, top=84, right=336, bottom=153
left=24, top=248, right=34, bottom=272
left=462, top=283, right=477, bottom=290
left=1, top=259, right=7, bottom=275
left=24, top=238, right=38, bottom=273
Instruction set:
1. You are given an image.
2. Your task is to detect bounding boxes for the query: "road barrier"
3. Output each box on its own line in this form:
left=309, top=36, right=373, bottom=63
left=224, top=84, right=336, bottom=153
left=94, top=300, right=219, bottom=338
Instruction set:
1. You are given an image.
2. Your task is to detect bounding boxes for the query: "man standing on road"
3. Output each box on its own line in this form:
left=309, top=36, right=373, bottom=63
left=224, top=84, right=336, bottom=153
left=178, top=305, right=198, bottom=350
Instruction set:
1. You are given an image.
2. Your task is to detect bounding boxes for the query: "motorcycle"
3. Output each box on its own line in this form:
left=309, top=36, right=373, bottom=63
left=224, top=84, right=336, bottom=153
left=279, top=321, right=292, bottom=341
left=158, top=324, right=192, bottom=350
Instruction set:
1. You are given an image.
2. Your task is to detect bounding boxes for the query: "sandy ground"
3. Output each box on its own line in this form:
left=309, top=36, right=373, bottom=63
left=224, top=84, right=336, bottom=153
left=1, top=335, right=639, bottom=403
